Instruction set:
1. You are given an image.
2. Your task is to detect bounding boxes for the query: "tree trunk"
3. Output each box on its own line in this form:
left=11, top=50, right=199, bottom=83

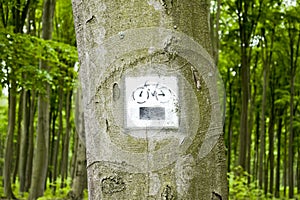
left=284, top=118, right=288, bottom=197
left=259, top=49, right=267, bottom=190
left=287, top=23, right=300, bottom=199
left=288, top=73, right=295, bottom=199
left=247, top=51, right=259, bottom=183
left=226, top=69, right=234, bottom=173
left=268, top=86, right=275, bottom=195
left=72, top=0, right=228, bottom=199
left=254, top=110, right=260, bottom=180
left=297, top=145, right=300, bottom=195
left=49, top=87, right=61, bottom=192
left=28, top=0, right=55, bottom=199
left=69, top=89, right=87, bottom=199
left=13, top=90, right=23, bottom=184
left=275, top=109, right=283, bottom=198
left=3, top=80, right=17, bottom=199
left=25, top=90, right=36, bottom=192
left=69, top=133, right=87, bottom=200
left=267, top=27, right=276, bottom=196
left=19, top=89, right=29, bottom=193
left=61, top=90, right=72, bottom=188
left=237, top=1, right=251, bottom=170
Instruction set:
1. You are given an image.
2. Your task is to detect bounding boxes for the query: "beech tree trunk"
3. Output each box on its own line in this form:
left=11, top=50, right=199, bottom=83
left=61, top=90, right=72, bottom=188
left=72, top=1, right=228, bottom=199
left=29, top=0, right=55, bottom=199
left=275, top=109, right=283, bottom=198
left=19, top=89, right=29, bottom=193
left=25, top=90, right=35, bottom=192
left=3, top=80, right=17, bottom=199
left=69, top=88, right=87, bottom=199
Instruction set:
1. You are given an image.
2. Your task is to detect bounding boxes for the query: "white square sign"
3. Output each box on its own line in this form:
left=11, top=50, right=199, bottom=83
left=125, top=76, right=179, bottom=128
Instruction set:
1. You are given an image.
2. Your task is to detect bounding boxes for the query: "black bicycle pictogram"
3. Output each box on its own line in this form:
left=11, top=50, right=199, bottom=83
left=132, top=81, right=173, bottom=104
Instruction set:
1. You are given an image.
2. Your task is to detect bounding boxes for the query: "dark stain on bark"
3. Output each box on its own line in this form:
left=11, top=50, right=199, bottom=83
left=101, top=175, right=126, bottom=195
left=161, top=185, right=175, bottom=200
left=212, top=191, right=222, bottom=200
left=86, top=15, right=96, bottom=24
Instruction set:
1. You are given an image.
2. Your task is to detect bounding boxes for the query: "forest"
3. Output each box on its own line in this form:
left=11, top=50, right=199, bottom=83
left=0, top=0, right=299, bottom=199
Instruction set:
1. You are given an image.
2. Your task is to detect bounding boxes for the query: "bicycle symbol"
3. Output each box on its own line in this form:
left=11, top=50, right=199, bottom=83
left=132, top=81, right=174, bottom=104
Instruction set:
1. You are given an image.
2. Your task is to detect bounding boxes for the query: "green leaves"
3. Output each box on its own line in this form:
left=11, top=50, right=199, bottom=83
left=228, top=167, right=268, bottom=199
left=0, top=30, right=78, bottom=91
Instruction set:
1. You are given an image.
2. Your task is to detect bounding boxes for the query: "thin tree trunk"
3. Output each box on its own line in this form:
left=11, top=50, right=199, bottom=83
left=3, top=81, right=17, bottom=199
left=297, top=145, right=300, bottom=195
left=54, top=88, right=63, bottom=185
left=69, top=133, right=87, bottom=200
left=254, top=110, right=260, bottom=181
left=275, top=109, right=283, bottom=198
left=25, top=90, right=36, bottom=192
left=19, top=89, right=29, bottom=193
left=259, top=50, right=267, bottom=190
left=227, top=69, right=234, bottom=173
left=247, top=82, right=256, bottom=183
left=284, top=118, right=288, bottom=197
left=69, top=89, right=87, bottom=199
left=23, top=2, right=37, bottom=191
left=28, top=0, right=55, bottom=199
left=288, top=24, right=300, bottom=199
left=268, top=89, right=275, bottom=195
left=70, top=131, right=78, bottom=181
left=288, top=67, right=295, bottom=199
left=13, top=90, right=23, bottom=184
left=61, top=90, right=72, bottom=188
left=48, top=87, right=58, bottom=189
left=247, top=51, right=259, bottom=183
left=48, top=89, right=59, bottom=192
left=238, top=44, right=249, bottom=170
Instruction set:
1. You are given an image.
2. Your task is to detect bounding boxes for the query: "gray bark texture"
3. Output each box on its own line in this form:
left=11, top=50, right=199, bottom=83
left=4, top=81, right=17, bottom=199
left=28, top=0, right=55, bottom=199
left=68, top=88, right=87, bottom=200
left=72, top=0, right=228, bottom=199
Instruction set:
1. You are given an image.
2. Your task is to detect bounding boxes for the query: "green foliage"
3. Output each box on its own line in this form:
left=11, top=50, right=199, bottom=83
left=0, top=178, right=86, bottom=200
left=228, top=167, right=300, bottom=200
left=228, top=167, right=267, bottom=199
left=0, top=30, right=78, bottom=92
left=37, top=178, right=71, bottom=200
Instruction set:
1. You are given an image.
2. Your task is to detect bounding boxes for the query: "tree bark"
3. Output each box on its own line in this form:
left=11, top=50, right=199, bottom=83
left=28, top=0, right=55, bottom=199
left=25, top=90, right=36, bottom=192
left=13, top=90, right=23, bottom=184
left=297, top=145, right=300, bottom=195
left=3, top=80, right=17, bottom=199
left=49, top=87, right=62, bottom=192
left=268, top=83, right=275, bottom=195
left=288, top=22, right=300, bottom=199
left=72, top=0, right=228, bottom=199
left=19, top=89, right=30, bottom=193
left=237, top=0, right=250, bottom=170
left=69, top=88, right=87, bottom=199
left=284, top=118, right=288, bottom=196
left=61, top=90, right=72, bottom=188
left=259, top=43, right=267, bottom=190
left=275, top=109, right=283, bottom=198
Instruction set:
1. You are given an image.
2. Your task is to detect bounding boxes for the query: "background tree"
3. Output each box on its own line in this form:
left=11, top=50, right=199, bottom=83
left=1, top=0, right=79, bottom=199
left=28, top=0, right=56, bottom=198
